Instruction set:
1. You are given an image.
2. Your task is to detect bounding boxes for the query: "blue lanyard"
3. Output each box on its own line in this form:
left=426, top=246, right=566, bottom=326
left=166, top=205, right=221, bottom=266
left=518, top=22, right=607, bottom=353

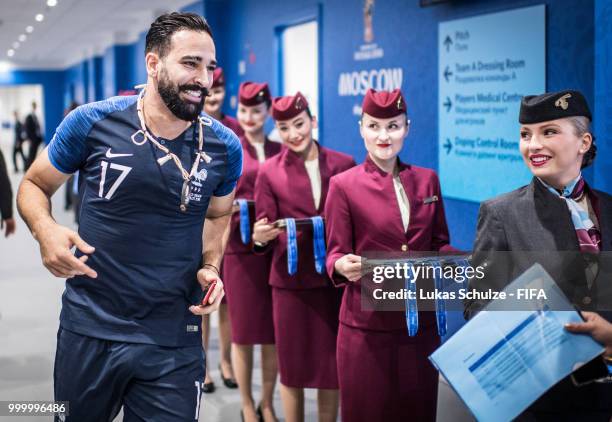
left=236, top=199, right=251, bottom=244
left=403, top=257, right=471, bottom=338
left=432, top=262, right=447, bottom=337
left=405, top=264, right=419, bottom=337
left=285, top=218, right=298, bottom=275
left=311, top=216, right=326, bottom=274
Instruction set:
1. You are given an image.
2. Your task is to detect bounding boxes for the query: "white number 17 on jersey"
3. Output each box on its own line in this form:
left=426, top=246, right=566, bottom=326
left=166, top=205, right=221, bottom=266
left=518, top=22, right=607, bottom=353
left=98, top=161, right=132, bottom=199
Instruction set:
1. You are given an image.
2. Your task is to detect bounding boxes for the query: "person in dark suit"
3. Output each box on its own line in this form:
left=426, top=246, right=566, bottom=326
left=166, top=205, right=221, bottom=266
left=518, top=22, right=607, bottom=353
left=12, top=111, right=27, bottom=173
left=24, top=101, right=43, bottom=170
left=466, top=90, right=612, bottom=421
left=0, top=149, right=15, bottom=237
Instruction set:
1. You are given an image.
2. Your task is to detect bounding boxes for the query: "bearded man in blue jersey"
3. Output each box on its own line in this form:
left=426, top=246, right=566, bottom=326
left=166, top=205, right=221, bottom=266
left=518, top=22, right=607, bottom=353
left=17, top=12, right=242, bottom=421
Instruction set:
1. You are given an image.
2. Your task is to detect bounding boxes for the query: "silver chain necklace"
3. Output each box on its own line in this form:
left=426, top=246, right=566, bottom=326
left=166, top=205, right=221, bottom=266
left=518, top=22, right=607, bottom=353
left=132, top=89, right=212, bottom=211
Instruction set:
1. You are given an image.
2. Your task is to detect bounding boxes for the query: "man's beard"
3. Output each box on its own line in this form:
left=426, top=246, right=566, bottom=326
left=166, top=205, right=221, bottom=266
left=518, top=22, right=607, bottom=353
left=158, top=70, right=208, bottom=122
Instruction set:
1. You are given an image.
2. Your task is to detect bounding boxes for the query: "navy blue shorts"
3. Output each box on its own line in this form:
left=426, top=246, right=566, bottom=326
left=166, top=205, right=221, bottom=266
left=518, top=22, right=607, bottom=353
left=53, top=328, right=205, bottom=421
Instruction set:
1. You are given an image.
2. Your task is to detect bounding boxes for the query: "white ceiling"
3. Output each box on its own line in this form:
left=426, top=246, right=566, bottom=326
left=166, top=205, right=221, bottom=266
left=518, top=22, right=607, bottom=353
left=0, top=0, right=198, bottom=70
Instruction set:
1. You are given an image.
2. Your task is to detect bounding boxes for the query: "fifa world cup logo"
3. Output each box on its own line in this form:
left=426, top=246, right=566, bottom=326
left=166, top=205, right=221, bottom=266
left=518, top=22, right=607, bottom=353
left=364, top=0, right=374, bottom=43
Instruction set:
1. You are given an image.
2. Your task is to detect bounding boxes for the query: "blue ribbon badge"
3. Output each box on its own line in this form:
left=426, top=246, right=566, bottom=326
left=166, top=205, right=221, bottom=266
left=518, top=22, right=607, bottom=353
left=311, top=216, right=326, bottom=274
left=432, top=261, right=447, bottom=337
left=285, top=218, right=298, bottom=275
left=405, top=264, right=419, bottom=337
left=236, top=199, right=251, bottom=244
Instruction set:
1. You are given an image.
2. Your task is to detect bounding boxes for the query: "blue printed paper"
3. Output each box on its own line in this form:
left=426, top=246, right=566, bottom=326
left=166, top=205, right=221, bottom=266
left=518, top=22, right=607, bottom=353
left=429, top=264, right=605, bottom=422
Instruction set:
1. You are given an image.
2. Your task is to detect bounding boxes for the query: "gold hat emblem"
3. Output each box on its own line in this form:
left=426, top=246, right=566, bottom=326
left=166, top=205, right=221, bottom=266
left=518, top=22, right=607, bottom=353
left=258, top=90, right=264, bottom=97
left=295, top=96, right=302, bottom=109
left=397, top=97, right=403, bottom=110
left=555, top=93, right=571, bottom=110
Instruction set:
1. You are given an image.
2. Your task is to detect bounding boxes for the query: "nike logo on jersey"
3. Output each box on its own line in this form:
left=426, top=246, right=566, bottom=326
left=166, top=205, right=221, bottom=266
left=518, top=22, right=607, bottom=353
left=105, top=148, right=133, bottom=158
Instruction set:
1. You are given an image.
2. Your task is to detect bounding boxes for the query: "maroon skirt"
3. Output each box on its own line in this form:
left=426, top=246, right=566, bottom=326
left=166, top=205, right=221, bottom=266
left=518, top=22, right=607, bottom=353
left=223, top=253, right=275, bottom=345
left=337, top=323, right=439, bottom=422
left=272, top=286, right=342, bottom=389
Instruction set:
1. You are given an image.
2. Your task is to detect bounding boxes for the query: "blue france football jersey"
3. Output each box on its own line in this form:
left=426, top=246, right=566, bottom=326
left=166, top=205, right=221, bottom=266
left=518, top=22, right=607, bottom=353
left=47, top=96, right=242, bottom=346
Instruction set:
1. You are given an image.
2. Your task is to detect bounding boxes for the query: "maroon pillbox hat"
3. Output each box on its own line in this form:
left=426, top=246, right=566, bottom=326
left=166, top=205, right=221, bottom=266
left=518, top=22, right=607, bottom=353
left=211, top=67, right=225, bottom=88
left=271, top=92, right=309, bottom=121
left=362, top=88, right=407, bottom=118
left=238, top=82, right=271, bottom=106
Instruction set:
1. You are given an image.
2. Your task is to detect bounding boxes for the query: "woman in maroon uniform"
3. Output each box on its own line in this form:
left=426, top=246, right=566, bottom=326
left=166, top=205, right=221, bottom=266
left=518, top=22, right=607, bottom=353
left=201, top=66, right=240, bottom=394
left=325, top=89, right=453, bottom=422
left=225, top=82, right=282, bottom=422
left=252, top=92, right=355, bottom=422
left=204, top=67, right=243, bottom=137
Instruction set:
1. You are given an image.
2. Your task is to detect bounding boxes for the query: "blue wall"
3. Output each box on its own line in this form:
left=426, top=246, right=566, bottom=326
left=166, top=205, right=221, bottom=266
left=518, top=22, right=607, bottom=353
left=103, top=46, right=116, bottom=99
left=93, top=56, right=104, bottom=101
left=208, top=0, right=598, bottom=250
left=114, top=44, right=139, bottom=93
left=64, top=61, right=86, bottom=105
left=594, top=0, right=612, bottom=194
left=182, top=0, right=205, bottom=16
left=83, top=59, right=91, bottom=103
left=133, top=33, right=148, bottom=87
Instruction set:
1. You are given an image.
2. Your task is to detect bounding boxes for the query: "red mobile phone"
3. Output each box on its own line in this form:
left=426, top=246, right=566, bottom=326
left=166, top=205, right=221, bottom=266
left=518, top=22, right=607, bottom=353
left=200, top=280, right=218, bottom=306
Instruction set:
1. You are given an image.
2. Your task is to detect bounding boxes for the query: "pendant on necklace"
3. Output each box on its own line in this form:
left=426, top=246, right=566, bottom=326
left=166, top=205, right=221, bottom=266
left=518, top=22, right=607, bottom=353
left=180, top=179, right=191, bottom=212
left=131, top=129, right=147, bottom=146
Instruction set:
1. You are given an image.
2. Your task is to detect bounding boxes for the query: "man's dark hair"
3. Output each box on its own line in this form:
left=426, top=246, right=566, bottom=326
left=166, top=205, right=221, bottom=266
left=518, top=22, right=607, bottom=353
left=145, top=12, right=213, bottom=58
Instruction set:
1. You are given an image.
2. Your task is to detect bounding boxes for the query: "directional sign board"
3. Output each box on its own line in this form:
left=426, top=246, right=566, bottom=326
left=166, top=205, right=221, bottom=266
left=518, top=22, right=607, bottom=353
left=438, top=5, right=545, bottom=203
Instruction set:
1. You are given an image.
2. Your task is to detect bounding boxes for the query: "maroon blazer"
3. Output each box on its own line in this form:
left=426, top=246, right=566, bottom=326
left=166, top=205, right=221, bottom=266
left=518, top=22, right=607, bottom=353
left=254, top=144, right=356, bottom=289
left=220, top=114, right=244, bottom=138
left=226, top=137, right=282, bottom=255
left=325, top=156, right=453, bottom=331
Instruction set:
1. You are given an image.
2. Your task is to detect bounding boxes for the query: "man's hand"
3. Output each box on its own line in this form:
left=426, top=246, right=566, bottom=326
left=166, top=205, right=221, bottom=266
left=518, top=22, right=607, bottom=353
left=334, top=253, right=362, bottom=282
left=36, top=221, right=97, bottom=279
left=252, top=218, right=281, bottom=244
left=189, top=267, right=225, bottom=315
left=1, top=218, right=16, bottom=237
left=565, top=311, right=612, bottom=357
